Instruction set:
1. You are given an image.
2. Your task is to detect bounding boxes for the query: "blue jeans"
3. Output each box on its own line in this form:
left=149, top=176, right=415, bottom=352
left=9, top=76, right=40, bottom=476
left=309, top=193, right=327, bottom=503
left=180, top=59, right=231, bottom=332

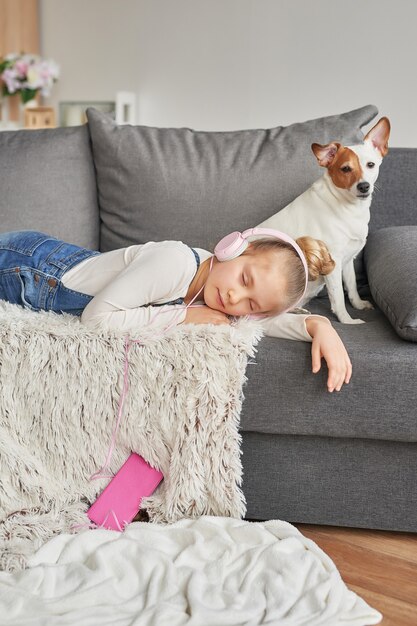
left=0, top=231, right=202, bottom=317
left=0, top=230, right=101, bottom=316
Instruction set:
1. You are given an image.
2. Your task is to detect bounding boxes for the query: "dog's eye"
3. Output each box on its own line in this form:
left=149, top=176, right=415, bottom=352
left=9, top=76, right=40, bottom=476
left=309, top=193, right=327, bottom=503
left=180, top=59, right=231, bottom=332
left=341, top=166, right=352, bottom=173
left=367, top=162, right=375, bottom=168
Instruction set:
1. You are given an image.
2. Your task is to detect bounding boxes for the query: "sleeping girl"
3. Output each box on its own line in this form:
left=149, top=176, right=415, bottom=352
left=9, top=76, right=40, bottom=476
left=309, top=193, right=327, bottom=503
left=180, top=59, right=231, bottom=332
left=0, top=228, right=352, bottom=393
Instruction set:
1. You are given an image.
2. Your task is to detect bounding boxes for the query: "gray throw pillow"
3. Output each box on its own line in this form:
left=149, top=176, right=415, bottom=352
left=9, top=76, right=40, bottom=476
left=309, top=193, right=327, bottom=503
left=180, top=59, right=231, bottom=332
left=86, top=104, right=378, bottom=253
left=0, top=126, right=100, bottom=249
left=364, top=226, right=417, bottom=342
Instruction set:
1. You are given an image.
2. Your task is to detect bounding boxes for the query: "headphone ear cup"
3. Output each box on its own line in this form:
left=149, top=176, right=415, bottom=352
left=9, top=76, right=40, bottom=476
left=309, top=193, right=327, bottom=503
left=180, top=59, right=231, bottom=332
left=214, top=231, right=248, bottom=261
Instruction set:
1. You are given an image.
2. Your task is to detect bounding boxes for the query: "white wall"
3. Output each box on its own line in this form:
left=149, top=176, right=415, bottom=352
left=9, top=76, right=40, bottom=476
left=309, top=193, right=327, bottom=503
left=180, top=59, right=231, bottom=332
left=40, top=0, right=417, bottom=146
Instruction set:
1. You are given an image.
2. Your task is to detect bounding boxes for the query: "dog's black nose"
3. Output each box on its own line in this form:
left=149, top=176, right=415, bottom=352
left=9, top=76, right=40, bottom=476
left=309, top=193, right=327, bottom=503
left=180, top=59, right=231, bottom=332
left=357, top=182, right=370, bottom=193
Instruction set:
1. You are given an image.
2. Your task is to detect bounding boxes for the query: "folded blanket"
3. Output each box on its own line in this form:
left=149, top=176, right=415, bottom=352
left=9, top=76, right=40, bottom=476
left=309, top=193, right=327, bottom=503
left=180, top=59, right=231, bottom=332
left=0, top=300, right=263, bottom=571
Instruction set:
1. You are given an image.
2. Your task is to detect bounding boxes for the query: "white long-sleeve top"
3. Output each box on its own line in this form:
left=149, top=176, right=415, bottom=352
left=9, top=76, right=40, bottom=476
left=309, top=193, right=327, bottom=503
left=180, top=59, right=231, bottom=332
left=61, top=240, right=328, bottom=341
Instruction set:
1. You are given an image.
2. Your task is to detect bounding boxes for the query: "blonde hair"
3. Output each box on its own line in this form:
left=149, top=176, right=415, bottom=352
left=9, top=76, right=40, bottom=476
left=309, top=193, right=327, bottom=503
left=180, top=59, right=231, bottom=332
left=242, top=236, right=335, bottom=314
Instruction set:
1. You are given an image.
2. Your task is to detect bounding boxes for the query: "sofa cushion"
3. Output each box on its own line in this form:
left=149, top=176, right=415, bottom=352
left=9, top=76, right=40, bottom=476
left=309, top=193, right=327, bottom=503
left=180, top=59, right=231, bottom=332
left=240, top=287, right=417, bottom=443
left=0, top=126, right=100, bottom=249
left=364, top=226, right=417, bottom=342
left=86, top=105, right=378, bottom=253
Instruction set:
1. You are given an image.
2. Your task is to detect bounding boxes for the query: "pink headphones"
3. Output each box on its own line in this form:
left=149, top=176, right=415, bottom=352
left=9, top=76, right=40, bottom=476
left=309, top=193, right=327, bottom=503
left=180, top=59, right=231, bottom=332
left=214, top=227, right=309, bottom=314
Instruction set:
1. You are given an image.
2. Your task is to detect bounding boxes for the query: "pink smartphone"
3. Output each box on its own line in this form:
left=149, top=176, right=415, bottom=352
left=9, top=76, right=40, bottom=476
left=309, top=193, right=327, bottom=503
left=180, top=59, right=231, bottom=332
left=87, top=453, right=164, bottom=531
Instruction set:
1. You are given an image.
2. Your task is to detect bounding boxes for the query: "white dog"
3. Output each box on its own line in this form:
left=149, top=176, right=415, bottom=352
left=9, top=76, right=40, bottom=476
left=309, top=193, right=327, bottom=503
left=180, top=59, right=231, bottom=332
left=257, top=117, right=391, bottom=324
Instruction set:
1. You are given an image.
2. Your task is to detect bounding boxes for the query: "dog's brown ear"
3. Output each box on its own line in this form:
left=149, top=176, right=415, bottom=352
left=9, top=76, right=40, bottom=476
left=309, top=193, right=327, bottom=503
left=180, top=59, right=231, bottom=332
left=364, top=117, right=390, bottom=157
left=311, top=142, right=341, bottom=167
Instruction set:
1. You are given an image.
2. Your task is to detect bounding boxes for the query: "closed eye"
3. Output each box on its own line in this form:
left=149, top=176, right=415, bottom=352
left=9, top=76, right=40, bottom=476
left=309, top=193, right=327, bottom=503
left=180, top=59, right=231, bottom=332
left=243, top=274, right=254, bottom=310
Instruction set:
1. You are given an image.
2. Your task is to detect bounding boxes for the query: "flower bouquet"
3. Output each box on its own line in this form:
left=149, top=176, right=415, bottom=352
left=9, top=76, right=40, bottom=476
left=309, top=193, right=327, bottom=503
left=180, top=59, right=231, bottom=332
left=0, top=52, right=60, bottom=104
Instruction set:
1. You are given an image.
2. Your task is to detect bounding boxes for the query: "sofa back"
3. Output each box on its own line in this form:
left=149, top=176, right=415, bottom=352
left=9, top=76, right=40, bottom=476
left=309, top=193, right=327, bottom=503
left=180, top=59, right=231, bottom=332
left=0, top=125, right=100, bottom=249
left=1, top=110, right=415, bottom=260
left=86, top=105, right=379, bottom=253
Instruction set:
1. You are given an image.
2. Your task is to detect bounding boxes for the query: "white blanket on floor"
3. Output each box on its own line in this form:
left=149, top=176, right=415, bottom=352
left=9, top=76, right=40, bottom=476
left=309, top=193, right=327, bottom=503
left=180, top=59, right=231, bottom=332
left=0, top=516, right=382, bottom=626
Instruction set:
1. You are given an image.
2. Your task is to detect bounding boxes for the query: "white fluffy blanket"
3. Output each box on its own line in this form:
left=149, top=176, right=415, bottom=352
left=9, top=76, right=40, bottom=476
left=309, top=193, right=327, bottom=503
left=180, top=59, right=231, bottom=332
left=0, top=300, right=263, bottom=571
left=0, top=516, right=382, bottom=625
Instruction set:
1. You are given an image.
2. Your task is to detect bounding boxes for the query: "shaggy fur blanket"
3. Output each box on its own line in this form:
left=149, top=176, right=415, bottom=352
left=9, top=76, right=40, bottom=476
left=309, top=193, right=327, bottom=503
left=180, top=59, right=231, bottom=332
left=0, top=300, right=263, bottom=571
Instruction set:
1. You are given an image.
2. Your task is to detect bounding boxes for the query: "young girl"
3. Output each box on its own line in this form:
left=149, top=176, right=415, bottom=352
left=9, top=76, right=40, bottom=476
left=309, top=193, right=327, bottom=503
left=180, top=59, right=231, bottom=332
left=0, top=229, right=351, bottom=393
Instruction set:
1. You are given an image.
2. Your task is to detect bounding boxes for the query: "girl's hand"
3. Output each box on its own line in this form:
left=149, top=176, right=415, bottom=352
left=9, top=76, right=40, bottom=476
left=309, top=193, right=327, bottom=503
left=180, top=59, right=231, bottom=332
left=182, top=305, right=231, bottom=326
left=305, top=316, right=352, bottom=393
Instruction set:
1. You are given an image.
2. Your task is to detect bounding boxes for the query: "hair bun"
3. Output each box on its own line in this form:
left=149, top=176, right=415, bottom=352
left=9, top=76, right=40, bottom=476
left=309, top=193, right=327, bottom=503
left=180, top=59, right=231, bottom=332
left=296, top=236, right=335, bottom=281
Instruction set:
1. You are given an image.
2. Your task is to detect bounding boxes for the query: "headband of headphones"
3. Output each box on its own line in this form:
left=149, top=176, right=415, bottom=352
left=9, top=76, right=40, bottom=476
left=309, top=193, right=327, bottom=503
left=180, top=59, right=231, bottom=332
left=213, top=227, right=309, bottom=313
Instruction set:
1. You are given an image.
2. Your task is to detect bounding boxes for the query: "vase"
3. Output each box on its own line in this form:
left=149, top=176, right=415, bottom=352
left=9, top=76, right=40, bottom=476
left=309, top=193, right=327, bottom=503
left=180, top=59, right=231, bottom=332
left=23, top=98, right=38, bottom=109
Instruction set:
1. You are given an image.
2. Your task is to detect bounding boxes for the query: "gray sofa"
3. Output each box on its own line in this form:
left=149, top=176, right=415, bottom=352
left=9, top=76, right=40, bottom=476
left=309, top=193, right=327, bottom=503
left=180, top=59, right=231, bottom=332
left=1, top=104, right=416, bottom=532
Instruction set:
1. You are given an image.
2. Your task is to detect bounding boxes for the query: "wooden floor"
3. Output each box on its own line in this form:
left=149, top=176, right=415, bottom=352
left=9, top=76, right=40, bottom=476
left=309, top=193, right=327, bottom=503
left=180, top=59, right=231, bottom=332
left=294, top=523, right=417, bottom=626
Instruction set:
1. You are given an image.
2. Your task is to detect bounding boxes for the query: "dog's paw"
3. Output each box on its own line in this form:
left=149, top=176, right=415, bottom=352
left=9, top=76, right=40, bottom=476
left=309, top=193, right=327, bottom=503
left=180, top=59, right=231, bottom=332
left=353, top=299, right=374, bottom=311
left=341, top=318, right=366, bottom=324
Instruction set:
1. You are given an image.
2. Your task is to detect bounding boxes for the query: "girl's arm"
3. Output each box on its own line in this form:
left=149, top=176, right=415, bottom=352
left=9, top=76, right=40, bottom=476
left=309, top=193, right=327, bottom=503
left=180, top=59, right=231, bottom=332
left=260, top=312, right=351, bottom=392
left=183, top=307, right=352, bottom=393
left=82, top=301, right=188, bottom=332
left=305, top=315, right=352, bottom=393
left=259, top=311, right=327, bottom=341
left=80, top=242, right=195, bottom=332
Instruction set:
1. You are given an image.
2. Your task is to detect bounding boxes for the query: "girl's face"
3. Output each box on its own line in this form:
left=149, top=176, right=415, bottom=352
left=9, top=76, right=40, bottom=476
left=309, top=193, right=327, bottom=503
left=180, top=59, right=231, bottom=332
left=203, top=249, right=288, bottom=316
